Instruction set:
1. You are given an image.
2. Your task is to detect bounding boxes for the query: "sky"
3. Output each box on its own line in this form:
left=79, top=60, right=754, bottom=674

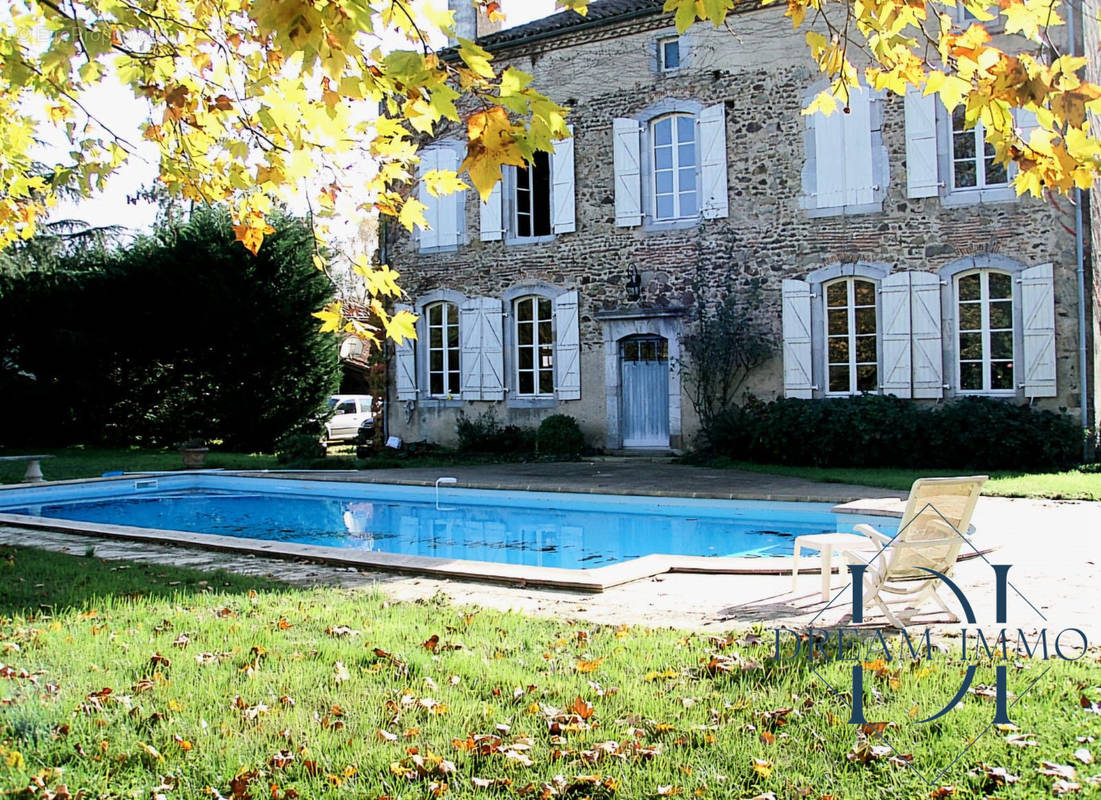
left=44, top=0, right=559, bottom=233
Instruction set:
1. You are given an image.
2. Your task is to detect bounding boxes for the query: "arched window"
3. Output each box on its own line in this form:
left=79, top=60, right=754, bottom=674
left=425, top=301, right=460, bottom=397
left=824, top=277, right=878, bottom=394
left=651, top=113, right=697, bottom=220
left=956, top=270, right=1014, bottom=393
left=514, top=295, right=554, bottom=396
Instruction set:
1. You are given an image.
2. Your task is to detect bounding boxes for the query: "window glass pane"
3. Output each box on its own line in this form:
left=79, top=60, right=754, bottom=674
left=539, top=345, right=554, bottom=369
left=829, top=365, right=850, bottom=393
left=447, top=371, right=460, bottom=395
left=990, top=331, right=1014, bottom=360
left=853, top=280, right=875, bottom=306
left=662, top=38, right=679, bottom=70
left=447, top=324, right=458, bottom=348
left=428, top=304, right=442, bottom=325
left=958, top=302, right=981, bottom=331
left=856, top=336, right=877, bottom=363
left=855, top=307, right=876, bottom=335
left=856, top=365, right=877, bottom=392
left=954, top=160, right=977, bottom=187
left=519, top=372, right=534, bottom=395
left=430, top=374, right=443, bottom=395
left=959, top=332, right=983, bottom=360
left=429, top=350, right=443, bottom=371
left=517, top=299, right=532, bottom=322
left=988, top=272, right=1012, bottom=299
left=656, top=170, right=674, bottom=194
left=655, top=146, right=673, bottom=170
left=429, top=326, right=442, bottom=348
left=828, top=337, right=849, bottom=363
left=623, top=341, right=637, bottom=361
left=960, top=362, right=983, bottom=390
left=989, top=300, right=1012, bottom=330
left=656, top=195, right=675, bottom=219
left=538, top=369, right=554, bottom=395
left=826, top=282, right=847, bottom=307
left=678, top=167, right=696, bottom=191
left=827, top=309, right=848, bottom=336
left=991, top=361, right=1014, bottom=390
left=518, top=347, right=533, bottom=370
left=678, top=191, right=697, bottom=217
left=677, top=115, right=694, bottom=142
left=953, top=128, right=976, bottom=159
left=640, top=340, right=655, bottom=361
left=678, top=142, right=695, bottom=168
left=985, top=156, right=1007, bottom=185
left=538, top=321, right=552, bottom=346
left=958, top=273, right=981, bottom=301
left=518, top=321, right=533, bottom=346
left=654, top=118, right=672, bottom=146
left=538, top=298, right=552, bottom=320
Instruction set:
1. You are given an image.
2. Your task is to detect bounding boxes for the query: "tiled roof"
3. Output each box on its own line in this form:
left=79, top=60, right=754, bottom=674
left=477, top=0, right=665, bottom=49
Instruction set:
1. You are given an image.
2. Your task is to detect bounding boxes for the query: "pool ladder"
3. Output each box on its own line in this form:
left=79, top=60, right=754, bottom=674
left=435, top=476, right=457, bottom=511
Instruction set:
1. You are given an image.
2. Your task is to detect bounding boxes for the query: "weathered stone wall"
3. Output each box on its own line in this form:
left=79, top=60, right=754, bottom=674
left=387, top=7, right=1087, bottom=449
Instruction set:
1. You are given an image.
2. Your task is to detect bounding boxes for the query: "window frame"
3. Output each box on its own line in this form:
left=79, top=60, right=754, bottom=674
left=658, top=36, right=680, bottom=72
left=649, top=112, right=699, bottom=222
left=953, top=268, right=1017, bottom=396
left=936, top=105, right=1017, bottom=206
left=823, top=277, right=881, bottom=396
left=506, top=151, right=554, bottom=245
left=424, top=300, right=462, bottom=399
left=948, top=107, right=1009, bottom=193
left=512, top=294, right=556, bottom=399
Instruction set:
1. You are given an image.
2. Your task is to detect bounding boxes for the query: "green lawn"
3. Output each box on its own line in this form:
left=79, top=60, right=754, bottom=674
left=0, top=547, right=1098, bottom=799
left=698, top=458, right=1101, bottom=501
left=0, top=447, right=286, bottom=485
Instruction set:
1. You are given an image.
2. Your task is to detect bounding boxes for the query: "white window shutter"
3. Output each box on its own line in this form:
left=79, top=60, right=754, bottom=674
left=417, top=150, right=441, bottom=251
left=613, top=117, right=642, bottom=227
left=552, top=126, right=576, bottom=234
left=905, top=87, right=940, bottom=198
left=1021, top=263, right=1057, bottom=397
left=813, top=109, right=845, bottom=209
left=554, top=290, right=581, bottom=400
left=435, top=148, right=461, bottom=248
left=842, top=88, right=875, bottom=206
left=394, top=302, right=418, bottom=400
left=910, top=271, right=944, bottom=398
left=699, top=103, right=729, bottom=219
left=880, top=272, right=912, bottom=398
left=479, top=296, right=506, bottom=400
left=1015, top=107, right=1041, bottom=149
left=459, top=300, right=483, bottom=400
left=479, top=182, right=503, bottom=241
left=782, top=279, right=814, bottom=398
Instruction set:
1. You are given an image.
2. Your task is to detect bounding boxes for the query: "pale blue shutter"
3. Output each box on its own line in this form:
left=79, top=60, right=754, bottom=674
left=478, top=297, right=506, bottom=400
left=699, top=103, right=728, bottom=219
left=552, top=126, right=576, bottom=234
left=879, top=272, right=912, bottom=398
left=782, top=279, right=814, bottom=398
left=905, top=87, right=940, bottom=199
left=394, top=302, right=417, bottom=400
left=459, top=299, right=483, bottom=400
left=842, top=88, right=875, bottom=206
left=814, top=109, right=845, bottom=208
left=435, top=148, right=461, bottom=248
left=910, top=271, right=943, bottom=398
left=1020, top=263, right=1057, bottom=398
left=480, top=182, right=503, bottom=241
left=554, top=290, right=581, bottom=400
left=613, top=117, right=642, bottom=227
left=417, top=150, right=440, bottom=251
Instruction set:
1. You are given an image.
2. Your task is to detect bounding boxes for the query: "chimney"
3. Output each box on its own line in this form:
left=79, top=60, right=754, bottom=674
left=448, top=0, right=478, bottom=45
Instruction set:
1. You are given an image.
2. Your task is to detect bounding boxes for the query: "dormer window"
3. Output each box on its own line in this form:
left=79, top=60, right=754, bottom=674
left=659, top=36, right=680, bottom=71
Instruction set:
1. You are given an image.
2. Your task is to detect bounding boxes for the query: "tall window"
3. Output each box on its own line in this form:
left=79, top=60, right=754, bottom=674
left=651, top=113, right=697, bottom=220
left=513, top=151, right=552, bottom=239
left=957, top=270, right=1014, bottom=392
left=426, top=302, right=460, bottom=397
left=951, top=107, right=1007, bottom=190
left=515, top=296, right=554, bottom=396
left=825, top=278, right=878, bottom=394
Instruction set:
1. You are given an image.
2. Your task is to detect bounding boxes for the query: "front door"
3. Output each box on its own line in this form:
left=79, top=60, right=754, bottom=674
left=619, top=335, right=670, bottom=448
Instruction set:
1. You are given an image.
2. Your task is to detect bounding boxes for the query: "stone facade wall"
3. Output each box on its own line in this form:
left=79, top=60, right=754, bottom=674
left=386, top=7, right=1090, bottom=449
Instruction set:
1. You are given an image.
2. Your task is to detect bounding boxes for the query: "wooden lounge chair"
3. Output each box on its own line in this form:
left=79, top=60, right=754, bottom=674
left=840, top=475, right=987, bottom=628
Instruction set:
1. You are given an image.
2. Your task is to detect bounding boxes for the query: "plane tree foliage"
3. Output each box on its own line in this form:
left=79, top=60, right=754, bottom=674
left=0, top=0, right=1097, bottom=344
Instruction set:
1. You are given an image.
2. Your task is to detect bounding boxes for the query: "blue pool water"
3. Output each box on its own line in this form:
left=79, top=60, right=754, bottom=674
left=0, top=476, right=861, bottom=569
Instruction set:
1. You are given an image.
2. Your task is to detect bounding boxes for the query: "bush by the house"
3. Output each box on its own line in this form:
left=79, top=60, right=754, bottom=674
left=275, top=433, right=327, bottom=464
left=704, top=394, right=1081, bottom=471
left=455, top=409, right=535, bottom=455
left=0, top=207, right=340, bottom=451
left=536, top=414, right=585, bottom=459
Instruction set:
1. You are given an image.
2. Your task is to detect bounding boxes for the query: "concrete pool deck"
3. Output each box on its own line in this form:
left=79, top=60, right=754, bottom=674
left=0, top=463, right=1097, bottom=632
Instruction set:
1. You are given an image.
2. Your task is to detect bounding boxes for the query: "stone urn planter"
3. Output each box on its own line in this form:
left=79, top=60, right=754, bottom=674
left=178, top=441, right=209, bottom=469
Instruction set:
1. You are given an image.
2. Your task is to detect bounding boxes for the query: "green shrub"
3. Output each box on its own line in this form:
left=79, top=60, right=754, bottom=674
left=704, top=395, right=1081, bottom=471
left=275, top=433, right=326, bottom=464
left=535, top=414, right=585, bottom=459
left=455, top=410, right=535, bottom=455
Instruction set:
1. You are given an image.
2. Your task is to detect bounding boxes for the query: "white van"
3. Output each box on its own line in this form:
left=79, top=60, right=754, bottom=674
left=325, top=395, right=374, bottom=443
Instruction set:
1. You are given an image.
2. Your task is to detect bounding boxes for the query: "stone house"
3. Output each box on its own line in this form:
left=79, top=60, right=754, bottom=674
left=382, top=0, right=1100, bottom=452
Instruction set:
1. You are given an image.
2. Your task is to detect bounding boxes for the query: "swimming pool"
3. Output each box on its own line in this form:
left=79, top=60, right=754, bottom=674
left=0, top=474, right=891, bottom=584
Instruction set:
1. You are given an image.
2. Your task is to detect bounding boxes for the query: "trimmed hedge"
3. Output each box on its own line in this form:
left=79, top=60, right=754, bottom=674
left=706, top=395, right=1081, bottom=471
left=536, top=414, right=585, bottom=458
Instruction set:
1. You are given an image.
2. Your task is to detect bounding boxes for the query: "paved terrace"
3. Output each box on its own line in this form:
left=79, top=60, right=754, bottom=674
left=0, top=463, right=1097, bottom=633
